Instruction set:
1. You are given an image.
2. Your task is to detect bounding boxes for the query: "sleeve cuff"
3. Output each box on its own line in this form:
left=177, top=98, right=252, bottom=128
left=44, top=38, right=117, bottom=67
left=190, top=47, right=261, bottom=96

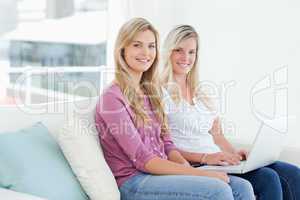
left=135, top=152, right=157, bottom=172
left=165, top=145, right=178, bottom=156
left=161, top=134, right=178, bottom=155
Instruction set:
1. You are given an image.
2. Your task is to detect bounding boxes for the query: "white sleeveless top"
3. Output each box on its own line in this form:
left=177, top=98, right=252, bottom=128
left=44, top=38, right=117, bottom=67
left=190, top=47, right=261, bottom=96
left=163, top=89, right=221, bottom=154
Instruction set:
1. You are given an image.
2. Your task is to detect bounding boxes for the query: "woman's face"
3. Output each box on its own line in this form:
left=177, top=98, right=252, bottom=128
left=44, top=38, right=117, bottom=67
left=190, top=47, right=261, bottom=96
left=170, top=37, right=197, bottom=76
left=124, top=29, right=156, bottom=76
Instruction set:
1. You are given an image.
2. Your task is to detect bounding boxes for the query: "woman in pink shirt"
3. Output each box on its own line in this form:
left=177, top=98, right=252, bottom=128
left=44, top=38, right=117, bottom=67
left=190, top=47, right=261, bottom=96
left=95, top=17, right=254, bottom=200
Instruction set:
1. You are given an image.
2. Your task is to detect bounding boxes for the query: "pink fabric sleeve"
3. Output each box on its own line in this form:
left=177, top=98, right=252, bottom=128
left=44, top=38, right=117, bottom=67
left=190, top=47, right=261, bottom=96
left=97, top=92, right=157, bottom=172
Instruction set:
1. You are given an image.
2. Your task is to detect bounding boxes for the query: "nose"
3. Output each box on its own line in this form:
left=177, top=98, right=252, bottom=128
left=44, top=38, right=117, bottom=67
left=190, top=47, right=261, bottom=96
left=141, top=46, right=150, bottom=56
left=180, top=51, right=189, bottom=62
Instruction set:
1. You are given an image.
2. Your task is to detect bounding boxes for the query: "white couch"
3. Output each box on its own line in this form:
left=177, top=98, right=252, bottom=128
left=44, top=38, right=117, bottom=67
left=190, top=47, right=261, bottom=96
left=0, top=98, right=299, bottom=199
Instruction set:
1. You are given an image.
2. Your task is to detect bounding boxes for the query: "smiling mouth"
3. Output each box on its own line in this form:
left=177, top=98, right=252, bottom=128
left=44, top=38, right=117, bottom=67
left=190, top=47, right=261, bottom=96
left=136, top=58, right=151, bottom=64
left=177, top=63, right=190, bottom=68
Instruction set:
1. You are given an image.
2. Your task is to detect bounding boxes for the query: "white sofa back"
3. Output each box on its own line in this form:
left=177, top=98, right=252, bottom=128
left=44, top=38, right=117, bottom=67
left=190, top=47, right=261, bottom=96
left=0, top=98, right=97, bottom=133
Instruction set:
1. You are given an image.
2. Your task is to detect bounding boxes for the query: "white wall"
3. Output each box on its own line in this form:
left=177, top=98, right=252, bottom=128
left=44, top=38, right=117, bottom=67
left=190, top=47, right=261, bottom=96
left=107, top=0, right=300, bottom=148
left=171, top=0, right=299, bottom=148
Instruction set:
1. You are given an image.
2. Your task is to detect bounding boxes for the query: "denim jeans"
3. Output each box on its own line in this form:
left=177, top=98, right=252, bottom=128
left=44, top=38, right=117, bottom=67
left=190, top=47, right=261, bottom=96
left=120, top=173, right=255, bottom=200
left=236, top=161, right=300, bottom=200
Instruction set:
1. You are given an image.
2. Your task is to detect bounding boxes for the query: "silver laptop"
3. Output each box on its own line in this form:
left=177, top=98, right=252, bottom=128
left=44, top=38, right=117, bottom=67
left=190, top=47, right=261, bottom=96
left=197, top=123, right=286, bottom=174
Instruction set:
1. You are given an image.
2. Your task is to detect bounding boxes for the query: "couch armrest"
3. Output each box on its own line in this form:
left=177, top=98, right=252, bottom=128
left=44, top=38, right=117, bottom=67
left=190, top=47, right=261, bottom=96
left=0, top=188, right=47, bottom=200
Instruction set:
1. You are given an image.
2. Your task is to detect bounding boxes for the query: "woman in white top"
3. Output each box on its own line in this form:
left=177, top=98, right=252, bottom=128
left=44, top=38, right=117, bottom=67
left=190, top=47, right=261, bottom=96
left=160, top=25, right=300, bottom=200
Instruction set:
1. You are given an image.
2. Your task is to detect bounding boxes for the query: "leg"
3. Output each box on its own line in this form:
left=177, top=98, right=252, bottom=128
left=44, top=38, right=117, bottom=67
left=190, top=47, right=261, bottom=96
left=236, top=167, right=283, bottom=200
left=228, top=175, right=255, bottom=200
left=267, top=161, right=300, bottom=200
left=120, top=173, right=235, bottom=200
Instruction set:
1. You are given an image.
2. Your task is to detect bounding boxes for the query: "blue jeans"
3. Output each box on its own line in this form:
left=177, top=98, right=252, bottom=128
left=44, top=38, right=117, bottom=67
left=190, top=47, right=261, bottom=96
left=236, top=161, right=300, bottom=200
left=120, top=173, right=255, bottom=200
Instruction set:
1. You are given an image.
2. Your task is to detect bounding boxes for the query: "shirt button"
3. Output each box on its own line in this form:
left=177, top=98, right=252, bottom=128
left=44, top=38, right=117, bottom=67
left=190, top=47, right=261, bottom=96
left=132, top=159, right=136, bottom=162
left=151, top=137, right=154, bottom=141
left=154, top=147, right=157, bottom=150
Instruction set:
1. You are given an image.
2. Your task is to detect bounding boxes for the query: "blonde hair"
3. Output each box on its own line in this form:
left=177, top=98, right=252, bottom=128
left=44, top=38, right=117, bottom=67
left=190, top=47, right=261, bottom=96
left=161, top=25, right=213, bottom=109
left=114, top=17, right=168, bottom=133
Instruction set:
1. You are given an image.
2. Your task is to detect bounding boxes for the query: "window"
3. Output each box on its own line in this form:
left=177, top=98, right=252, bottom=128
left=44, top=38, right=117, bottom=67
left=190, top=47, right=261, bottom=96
left=0, top=0, right=109, bottom=104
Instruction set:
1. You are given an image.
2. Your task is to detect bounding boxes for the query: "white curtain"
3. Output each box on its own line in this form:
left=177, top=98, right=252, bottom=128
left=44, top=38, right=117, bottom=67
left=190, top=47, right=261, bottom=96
left=0, top=0, right=18, bottom=35
left=46, top=0, right=74, bottom=18
left=0, top=0, right=17, bottom=100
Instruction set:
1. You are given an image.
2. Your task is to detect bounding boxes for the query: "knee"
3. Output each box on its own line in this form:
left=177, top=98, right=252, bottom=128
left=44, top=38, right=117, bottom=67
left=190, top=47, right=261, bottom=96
left=211, top=180, right=234, bottom=200
left=272, top=161, right=300, bottom=180
left=283, top=162, right=300, bottom=182
left=271, top=161, right=298, bottom=172
left=256, top=167, right=281, bottom=187
left=237, top=179, right=255, bottom=200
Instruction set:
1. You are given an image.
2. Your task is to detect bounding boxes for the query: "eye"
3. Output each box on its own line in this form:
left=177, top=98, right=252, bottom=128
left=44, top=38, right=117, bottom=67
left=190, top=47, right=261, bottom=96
left=149, top=44, right=156, bottom=49
left=133, top=43, right=142, bottom=48
left=173, top=48, right=182, bottom=53
left=189, top=50, right=196, bottom=55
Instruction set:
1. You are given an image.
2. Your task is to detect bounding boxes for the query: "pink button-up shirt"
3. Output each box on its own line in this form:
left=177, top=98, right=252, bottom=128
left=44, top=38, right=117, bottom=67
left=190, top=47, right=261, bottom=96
left=95, top=84, right=177, bottom=187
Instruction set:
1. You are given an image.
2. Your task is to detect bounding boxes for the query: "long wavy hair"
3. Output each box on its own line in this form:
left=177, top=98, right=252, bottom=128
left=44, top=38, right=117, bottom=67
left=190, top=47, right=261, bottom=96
left=161, top=25, right=213, bottom=110
left=114, top=17, right=168, bottom=133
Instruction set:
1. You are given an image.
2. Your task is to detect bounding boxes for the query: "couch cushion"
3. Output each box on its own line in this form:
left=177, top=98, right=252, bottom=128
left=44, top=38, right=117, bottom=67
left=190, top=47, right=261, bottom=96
left=0, top=122, right=88, bottom=200
left=0, top=188, right=48, bottom=200
left=56, top=99, right=120, bottom=200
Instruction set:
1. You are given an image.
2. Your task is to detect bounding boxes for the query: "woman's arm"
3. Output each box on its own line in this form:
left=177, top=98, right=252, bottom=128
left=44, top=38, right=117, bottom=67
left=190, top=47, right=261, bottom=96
left=210, top=117, right=237, bottom=154
left=177, top=150, right=206, bottom=163
left=179, top=149, right=240, bottom=165
left=160, top=134, right=190, bottom=165
left=167, top=149, right=190, bottom=165
left=210, top=118, right=248, bottom=160
left=144, top=156, right=230, bottom=183
left=164, top=119, right=241, bottom=165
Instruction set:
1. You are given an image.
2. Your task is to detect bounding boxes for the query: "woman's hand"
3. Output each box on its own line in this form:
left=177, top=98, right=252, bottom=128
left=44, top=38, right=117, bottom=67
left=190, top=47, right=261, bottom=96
left=235, top=149, right=249, bottom=161
left=203, top=152, right=241, bottom=166
left=167, top=150, right=191, bottom=166
left=182, top=160, right=191, bottom=167
left=204, top=171, right=230, bottom=183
